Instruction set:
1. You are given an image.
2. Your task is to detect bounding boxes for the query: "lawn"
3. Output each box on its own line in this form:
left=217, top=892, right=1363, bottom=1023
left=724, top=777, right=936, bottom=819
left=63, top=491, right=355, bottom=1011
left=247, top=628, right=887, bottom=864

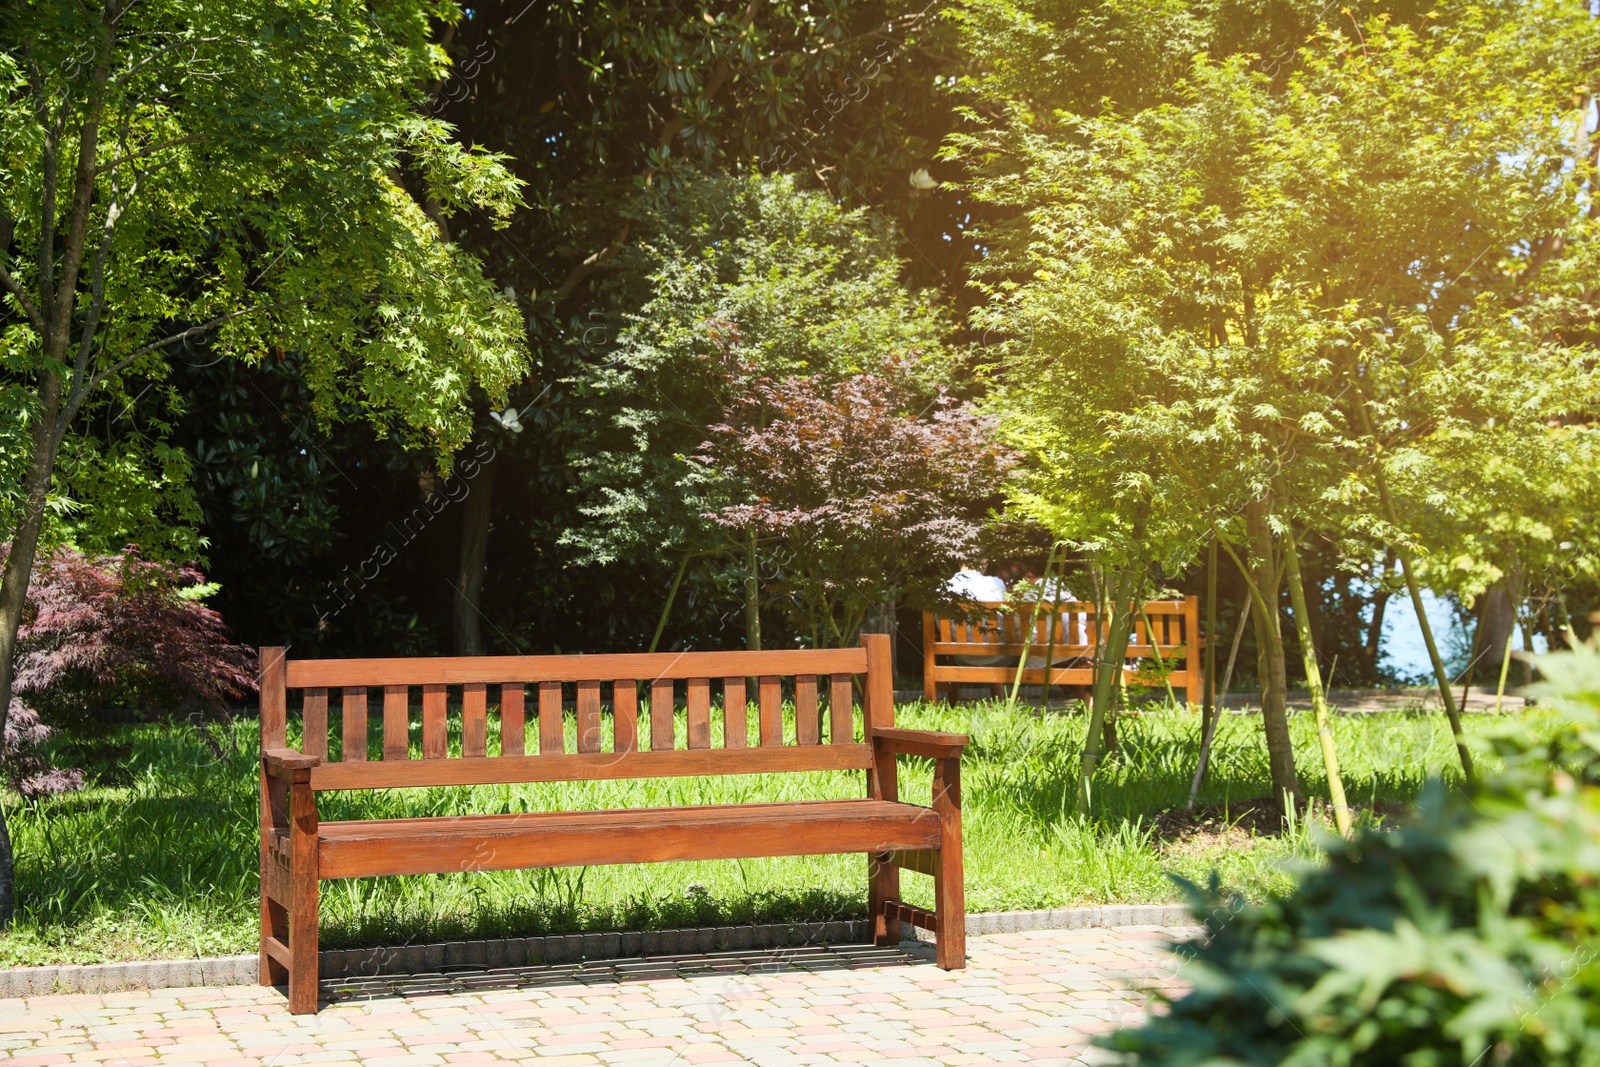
left=0, top=698, right=1552, bottom=968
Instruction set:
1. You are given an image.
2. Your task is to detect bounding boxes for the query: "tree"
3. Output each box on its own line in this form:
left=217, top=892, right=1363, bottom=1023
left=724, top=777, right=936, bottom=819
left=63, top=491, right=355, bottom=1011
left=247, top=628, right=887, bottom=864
left=561, top=173, right=961, bottom=649
left=948, top=1, right=1600, bottom=810
left=423, top=0, right=975, bottom=653
left=699, top=366, right=1014, bottom=647
left=9, top=545, right=255, bottom=730
left=0, top=0, right=528, bottom=921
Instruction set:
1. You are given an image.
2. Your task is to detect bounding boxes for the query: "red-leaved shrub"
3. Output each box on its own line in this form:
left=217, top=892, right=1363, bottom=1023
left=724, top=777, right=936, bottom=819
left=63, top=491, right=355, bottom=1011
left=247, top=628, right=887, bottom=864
left=2, top=546, right=256, bottom=793
left=2, top=699, right=86, bottom=799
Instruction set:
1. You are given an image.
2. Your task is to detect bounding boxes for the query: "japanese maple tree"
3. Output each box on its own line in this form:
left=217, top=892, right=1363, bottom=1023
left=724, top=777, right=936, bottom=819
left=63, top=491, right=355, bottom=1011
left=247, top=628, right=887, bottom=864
left=700, top=367, right=1015, bottom=648
left=1, top=545, right=255, bottom=797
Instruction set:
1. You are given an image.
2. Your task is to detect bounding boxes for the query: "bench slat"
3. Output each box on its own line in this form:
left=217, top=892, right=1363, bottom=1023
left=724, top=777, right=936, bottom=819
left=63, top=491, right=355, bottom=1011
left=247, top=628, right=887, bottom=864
left=686, top=678, right=710, bottom=750
left=539, top=681, right=564, bottom=755
left=463, top=683, right=487, bottom=758
left=501, top=683, right=525, bottom=756
left=758, top=676, right=782, bottom=746
left=286, top=648, right=868, bottom=688
left=795, top=675, right=818, bottom=745
left=309, top=744, right=874, bottom=791
left=883, top=900, right=939, bottom=934
left=341, top=687, right=367, bottom=763
left=650, top=679, right=674, bottom=751
left=423, top=683, right=447, bottom=759
left=316, top=798, right=936, bottom=878
left=383, top=685, right=408, bottom=760
left=935, top=665, right=1101, bottom=685
left=577, top=680, right=602, bottom=754
left=722, top=677, right=747, bottom=749
left=830, top=675, right=853, bottom=743
left=930, top=642, right=1094, bottom=656
left=302, top=688, right=328, bottom=761
left=613, top=680, right=638, bottom=753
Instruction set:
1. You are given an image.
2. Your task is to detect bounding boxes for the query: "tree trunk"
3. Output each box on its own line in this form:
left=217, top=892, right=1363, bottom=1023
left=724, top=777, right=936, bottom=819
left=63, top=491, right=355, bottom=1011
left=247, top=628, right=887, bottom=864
left=744, top=529, right=761, bottom=652
left=1477, top=579, right=1515, bottom=692
left=1081, top=563, right=1136, bottom=808
left=1395, top=549, right=1475, bottom=783
left=1298, top=542, right=1324, bottom=677
left=1283, top=528, right=1351, bottom=836
left=451, top=453, right=496, bottom=656
left=0, top=372, right=65, bottom=924
left=1246, top=501, right=1300, bottom=810
left=1, top=16, right=113, bottom=925
left=1365, top=548, right=1396, bottom=680
left=869, top=597, right=898, bottom=679
left=1367, top=454, right=1475, bottom=783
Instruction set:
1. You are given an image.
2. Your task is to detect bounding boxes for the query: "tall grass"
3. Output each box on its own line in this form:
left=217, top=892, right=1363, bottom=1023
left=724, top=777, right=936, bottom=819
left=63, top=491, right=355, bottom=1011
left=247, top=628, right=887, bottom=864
left=0, top=700, right=1555, bottom=966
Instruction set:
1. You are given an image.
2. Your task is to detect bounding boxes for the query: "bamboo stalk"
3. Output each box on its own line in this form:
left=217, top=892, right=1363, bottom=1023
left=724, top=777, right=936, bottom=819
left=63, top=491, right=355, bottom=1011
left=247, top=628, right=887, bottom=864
left=1494, top=621, right=1515, bottom=715
left=1140, top=608, right=1179, bottom=709
left=1188, top=543, right=1232, bottom=810
left=744, top=529, right=761, bottom=653
left=1039, top=544, right=1065, bottom=707
left=1204, top=540, right=1218, bottom=716
left=649, top=555, right=692, bottom=653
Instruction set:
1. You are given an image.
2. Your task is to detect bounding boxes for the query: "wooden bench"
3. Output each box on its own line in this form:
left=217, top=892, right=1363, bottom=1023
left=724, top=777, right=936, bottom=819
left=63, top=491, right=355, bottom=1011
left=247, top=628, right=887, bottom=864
left=922, top=597, right=1204, bottom=706
left=259, top=633, right=966, bottom=1013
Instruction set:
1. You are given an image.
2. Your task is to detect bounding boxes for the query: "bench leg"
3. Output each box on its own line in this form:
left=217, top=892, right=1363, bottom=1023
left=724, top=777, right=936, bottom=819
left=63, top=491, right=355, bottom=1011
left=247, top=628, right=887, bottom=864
left=870, top=852, right=901, bottom=946
left=932, top=756, right=965, bottom=970
left=933, top=843, right=966, bottom=970
left=260, top=770, right=289, bottom=988
left=287, top=779, right=320, bottom=1014
left=260, top=879, right=288, bottom=987
left=287, top=860, right=319, bottom=1013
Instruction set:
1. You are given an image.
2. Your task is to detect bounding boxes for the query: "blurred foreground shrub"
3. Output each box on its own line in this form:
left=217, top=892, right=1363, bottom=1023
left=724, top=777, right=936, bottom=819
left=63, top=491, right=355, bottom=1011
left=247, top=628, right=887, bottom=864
left=1108, top=646, right=1600, bottom=1066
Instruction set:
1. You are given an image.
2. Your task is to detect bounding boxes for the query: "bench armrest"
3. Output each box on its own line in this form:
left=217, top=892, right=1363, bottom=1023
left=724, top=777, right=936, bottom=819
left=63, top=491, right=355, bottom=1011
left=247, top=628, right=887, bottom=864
left=872, top=728, right=968, bottom=760
left=263, top=747, right=321, bottom=781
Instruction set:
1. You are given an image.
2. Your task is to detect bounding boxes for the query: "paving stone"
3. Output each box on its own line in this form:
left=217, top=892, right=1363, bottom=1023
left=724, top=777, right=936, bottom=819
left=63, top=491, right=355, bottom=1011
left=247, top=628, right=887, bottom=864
left=0, top=928, right=1189, bottom=1065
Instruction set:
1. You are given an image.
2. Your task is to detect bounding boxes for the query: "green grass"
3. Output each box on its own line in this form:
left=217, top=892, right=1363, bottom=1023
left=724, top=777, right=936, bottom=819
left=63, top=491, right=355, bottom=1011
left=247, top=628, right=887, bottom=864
left=0, top=699, right=1558, bottom=967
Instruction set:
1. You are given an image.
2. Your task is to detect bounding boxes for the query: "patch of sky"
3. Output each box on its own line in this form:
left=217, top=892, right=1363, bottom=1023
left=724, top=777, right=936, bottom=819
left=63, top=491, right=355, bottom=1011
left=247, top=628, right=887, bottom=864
left=1381, top=587, right=1546, bottom=685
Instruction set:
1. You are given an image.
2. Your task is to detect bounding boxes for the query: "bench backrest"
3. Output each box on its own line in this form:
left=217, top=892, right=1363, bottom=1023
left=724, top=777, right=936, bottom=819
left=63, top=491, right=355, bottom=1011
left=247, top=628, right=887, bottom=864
left=922, top=597, right=1204, bottom=704
left=260, top=636, right=895, bottom=791
left=925, top=597, right=1199, bottom=657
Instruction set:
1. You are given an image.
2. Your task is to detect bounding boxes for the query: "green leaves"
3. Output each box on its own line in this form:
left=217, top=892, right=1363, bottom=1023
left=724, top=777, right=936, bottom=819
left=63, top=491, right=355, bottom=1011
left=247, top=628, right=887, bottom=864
left=951, top=0, right=1600, bottom=595
left=1108, top=645, right=1600, bottom=1065
left=2, top=0, right=531, bottom=543
left=562, top=172, right=958, bottom=570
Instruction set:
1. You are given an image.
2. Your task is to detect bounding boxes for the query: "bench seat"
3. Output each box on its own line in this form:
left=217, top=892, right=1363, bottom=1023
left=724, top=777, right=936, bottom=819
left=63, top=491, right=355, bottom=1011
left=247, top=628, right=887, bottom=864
left=273, top=799, right=942, bottom=879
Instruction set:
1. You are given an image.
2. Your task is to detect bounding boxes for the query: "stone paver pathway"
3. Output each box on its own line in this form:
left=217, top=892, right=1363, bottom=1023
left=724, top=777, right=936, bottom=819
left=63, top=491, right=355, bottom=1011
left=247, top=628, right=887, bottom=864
left=0, top=926, right=1195, bottom=1066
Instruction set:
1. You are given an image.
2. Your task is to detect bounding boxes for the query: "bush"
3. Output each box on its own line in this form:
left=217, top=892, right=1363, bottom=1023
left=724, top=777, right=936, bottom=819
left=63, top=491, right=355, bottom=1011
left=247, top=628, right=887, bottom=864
left=1106, top=647, right=1600, bottom=1066
left=4, top=545, right=255, bottom=788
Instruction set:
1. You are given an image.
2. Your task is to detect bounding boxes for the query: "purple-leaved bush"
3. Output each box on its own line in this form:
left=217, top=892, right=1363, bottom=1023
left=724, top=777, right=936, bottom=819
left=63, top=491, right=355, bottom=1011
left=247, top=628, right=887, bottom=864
left=2, top=699, right=85, bottom=799
left=1, top=545, right=256, bottom=795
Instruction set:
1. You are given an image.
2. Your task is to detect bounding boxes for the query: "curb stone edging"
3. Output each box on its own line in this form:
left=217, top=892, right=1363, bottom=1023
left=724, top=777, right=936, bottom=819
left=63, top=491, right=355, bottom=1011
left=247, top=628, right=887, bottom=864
left=0, top=904, right=1193, bottom=997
